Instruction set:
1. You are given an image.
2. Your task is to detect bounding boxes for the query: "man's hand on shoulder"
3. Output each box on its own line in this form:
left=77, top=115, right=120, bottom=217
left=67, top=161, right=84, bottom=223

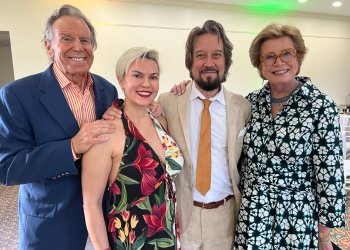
left=170, top=79, right=191, bottom=95
left=102, top=101, right=122, bottom=120
left=71, top=119, right=116, bottom=156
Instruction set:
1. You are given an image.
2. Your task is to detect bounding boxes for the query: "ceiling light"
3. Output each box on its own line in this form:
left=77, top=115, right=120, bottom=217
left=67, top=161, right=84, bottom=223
left=333, top=1, right=342, bottom=7
left=298, top=0, right=308, bottom=3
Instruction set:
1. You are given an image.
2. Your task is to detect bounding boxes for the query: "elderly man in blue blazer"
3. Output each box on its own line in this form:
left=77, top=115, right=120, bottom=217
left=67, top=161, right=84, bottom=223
left=0, top=5, right=118, bottom=249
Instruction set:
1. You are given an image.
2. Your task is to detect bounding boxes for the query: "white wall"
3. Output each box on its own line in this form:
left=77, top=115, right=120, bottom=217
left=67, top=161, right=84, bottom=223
left=0, top=0, right=349, bottom=104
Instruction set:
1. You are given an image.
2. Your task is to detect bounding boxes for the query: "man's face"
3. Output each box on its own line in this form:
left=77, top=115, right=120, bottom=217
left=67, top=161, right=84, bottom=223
left=44, top=16, right=94, bottom=81
left=191, top=33, right=225, bottom=91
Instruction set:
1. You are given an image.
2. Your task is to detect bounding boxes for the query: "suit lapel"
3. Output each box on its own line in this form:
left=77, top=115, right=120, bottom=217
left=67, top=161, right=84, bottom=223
left=177, top=83, right=192, bottom=158
left=92, top=75, right=107, bottom=119
left=224, top=88, right=241, bottom=185
left=38, top=66, right=80, bottom=137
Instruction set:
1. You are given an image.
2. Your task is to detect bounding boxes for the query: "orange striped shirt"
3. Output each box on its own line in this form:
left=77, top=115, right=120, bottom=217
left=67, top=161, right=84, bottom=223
left=52, top=63, right=96, bottom=127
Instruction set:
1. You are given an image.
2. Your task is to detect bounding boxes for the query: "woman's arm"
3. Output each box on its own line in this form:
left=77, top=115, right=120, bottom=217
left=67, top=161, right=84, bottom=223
left=313, top=98, right=345, bottom=249
left=82, top=120, right=124, bottom=250
left=318, top=224, right=332, bottom=250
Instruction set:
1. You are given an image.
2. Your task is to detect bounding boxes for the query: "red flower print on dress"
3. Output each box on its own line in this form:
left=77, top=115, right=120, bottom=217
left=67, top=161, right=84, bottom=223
left=131, top=196, right=146, bottom=207
left=110, top=182, right=120, bottom=195
left=127, top=117, right=145, bottom=141
left=107, top=209, right=117, bottom=241
left=133, top=144, right=159, bottom=196
left=143, top=202, right=166, bottom=237
left=121, top=210, right=130, bottom=222
left=129, top=230, right=136, bottom=244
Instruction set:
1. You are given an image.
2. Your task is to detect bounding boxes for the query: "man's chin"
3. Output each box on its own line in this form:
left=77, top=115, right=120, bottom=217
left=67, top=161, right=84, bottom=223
left=195, top=80, right=222, bottom=91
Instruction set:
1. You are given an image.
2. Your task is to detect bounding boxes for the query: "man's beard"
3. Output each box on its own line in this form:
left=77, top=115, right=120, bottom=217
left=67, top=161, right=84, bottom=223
left=194, top=71, right=223, bottom=91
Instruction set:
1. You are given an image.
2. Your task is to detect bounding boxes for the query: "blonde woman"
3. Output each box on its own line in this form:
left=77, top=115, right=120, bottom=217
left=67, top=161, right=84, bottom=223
left=82, top=47, right=183, bottom=250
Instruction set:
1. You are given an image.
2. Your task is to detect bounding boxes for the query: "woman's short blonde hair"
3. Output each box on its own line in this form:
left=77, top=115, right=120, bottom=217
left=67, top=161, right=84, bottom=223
left=249, top=23, right=308, bottom=79
left=115, top=47, right=159, bottom=79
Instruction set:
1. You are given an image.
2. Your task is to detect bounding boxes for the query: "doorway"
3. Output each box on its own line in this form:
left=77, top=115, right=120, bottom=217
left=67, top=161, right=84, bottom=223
left=0, top=31, right=15, bottom=87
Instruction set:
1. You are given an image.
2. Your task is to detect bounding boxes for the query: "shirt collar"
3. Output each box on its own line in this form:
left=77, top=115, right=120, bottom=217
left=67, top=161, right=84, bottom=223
left=190, top=82, right=225, bottom=105
left=261, top=76, right=312, bottom=102
left=52, top=63, right=93, bottom=90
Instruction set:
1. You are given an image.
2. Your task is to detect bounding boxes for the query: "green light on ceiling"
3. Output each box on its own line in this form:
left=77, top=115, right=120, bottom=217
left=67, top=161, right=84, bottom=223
left=241, top=1, right=298, bottom=15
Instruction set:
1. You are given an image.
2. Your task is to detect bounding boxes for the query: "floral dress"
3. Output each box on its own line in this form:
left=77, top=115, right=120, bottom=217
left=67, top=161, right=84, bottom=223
left=107, top=109, right=184, bottom=250
left=234, top=77, right=346, bottom=250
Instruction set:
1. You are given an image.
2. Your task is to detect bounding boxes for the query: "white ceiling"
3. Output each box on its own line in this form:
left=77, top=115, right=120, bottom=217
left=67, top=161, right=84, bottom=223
left=1, top=0, right=349, bottom=47
left=192, top=0, right=350, bottom=17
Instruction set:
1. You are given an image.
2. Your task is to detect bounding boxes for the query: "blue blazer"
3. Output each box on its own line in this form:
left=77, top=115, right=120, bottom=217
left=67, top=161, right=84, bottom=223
left=0, top=65, right=118, bottom=250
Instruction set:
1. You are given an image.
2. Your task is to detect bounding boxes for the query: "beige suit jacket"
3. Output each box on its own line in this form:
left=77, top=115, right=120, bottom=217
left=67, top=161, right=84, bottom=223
left=158, top=82, right=251, bottom=233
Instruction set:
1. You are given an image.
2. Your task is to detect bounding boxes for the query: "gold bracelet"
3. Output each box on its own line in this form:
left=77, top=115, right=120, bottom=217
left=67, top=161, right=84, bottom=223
left=319, top=231, right=330, bottom=236
left=319, top=232, right=330, bottom=238
left=319, top=236, right=330, bottom=243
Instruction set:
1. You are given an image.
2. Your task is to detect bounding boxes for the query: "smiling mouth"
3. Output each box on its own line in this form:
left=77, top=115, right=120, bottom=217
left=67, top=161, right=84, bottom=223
left=137, top=91, right=152, bottom=97
left=200, top=69, right=218, bottom=74
left=69, top=57, right=86, bottom=62
left=273, top=69, right=288, bottom=75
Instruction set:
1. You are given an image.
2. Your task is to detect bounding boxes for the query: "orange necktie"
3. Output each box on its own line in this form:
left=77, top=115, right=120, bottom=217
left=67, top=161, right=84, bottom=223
left=196, top=98, right=212, bottom=195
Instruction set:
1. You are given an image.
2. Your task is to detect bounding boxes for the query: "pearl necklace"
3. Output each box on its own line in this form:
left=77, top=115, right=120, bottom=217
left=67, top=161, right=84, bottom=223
left=271, top=82, right=303, bottom=106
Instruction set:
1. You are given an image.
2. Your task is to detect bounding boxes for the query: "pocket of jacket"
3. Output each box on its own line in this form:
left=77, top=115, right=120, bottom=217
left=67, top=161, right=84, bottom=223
left=20, top=198, right=57, bottom=219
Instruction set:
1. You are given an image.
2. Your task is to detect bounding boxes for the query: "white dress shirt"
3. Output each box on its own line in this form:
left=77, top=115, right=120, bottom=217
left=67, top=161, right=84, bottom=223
left=190, top=83, right=233, bottom=203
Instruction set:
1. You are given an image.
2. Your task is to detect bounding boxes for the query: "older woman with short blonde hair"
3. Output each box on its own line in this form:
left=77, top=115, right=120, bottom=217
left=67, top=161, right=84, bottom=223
left=234, top=24, right=345, bottom=250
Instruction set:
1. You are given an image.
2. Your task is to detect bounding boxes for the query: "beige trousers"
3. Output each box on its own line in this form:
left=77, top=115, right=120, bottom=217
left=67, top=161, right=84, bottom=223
left=180, top=198, right=235, bottom=250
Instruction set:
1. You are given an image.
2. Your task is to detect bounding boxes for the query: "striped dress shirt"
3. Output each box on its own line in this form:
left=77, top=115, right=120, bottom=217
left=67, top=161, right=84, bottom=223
left=52, top=63, right=96, bottom=127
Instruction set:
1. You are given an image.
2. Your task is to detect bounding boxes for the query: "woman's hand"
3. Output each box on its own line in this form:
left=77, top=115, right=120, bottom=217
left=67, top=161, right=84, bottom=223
left=148, top=101, right=163, bottom=118
left=318, top=224, right=333, bottom=250
left=318, top=240, right=333, bottom=250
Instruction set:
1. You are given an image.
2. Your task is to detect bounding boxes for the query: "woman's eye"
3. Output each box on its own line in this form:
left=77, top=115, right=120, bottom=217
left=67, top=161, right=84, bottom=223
left=265, top=54, right=276, bottom=61
left=281, top=50, right=293, bottom=57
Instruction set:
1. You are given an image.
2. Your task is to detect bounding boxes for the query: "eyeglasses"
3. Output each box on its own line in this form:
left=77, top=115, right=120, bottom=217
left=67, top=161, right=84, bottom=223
left=260, top=48, right=297, bottom=66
